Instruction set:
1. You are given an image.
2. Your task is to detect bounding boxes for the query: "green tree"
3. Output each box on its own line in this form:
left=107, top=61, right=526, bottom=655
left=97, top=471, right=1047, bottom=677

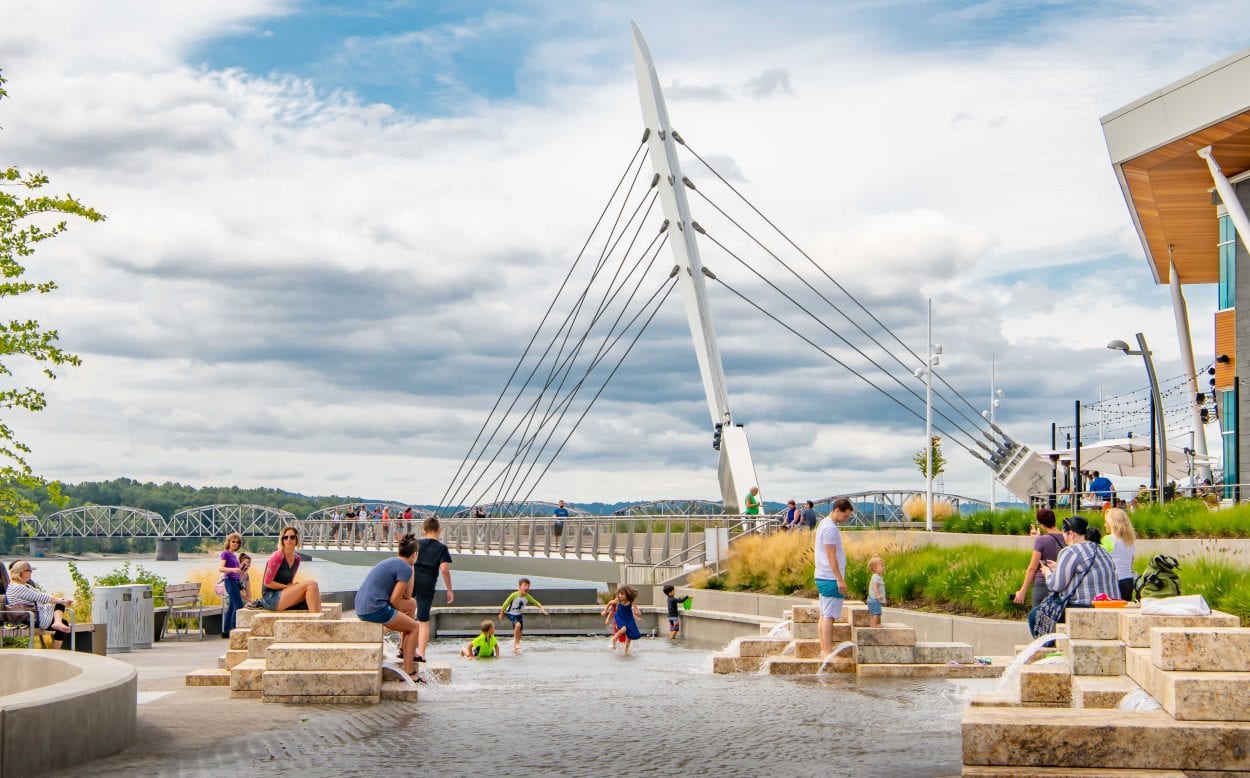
left=0, top=70, right=104, bottom=524
left=913, top=435, right=947, bottom=480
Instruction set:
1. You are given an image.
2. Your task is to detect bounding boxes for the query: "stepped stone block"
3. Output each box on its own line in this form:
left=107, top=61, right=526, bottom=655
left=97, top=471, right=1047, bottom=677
left=792, top=622, right=818, bottom=640
left=849, top=607, right=872, bottom=627
left=762, top=656, right=853, bottom=675
left=217, top=654, right=225, bottom=670
left=230, top=690, right=261, bottom=700
left=381, top=681, right=418, bottom=702
left=321, top=603, right=343, bottom=619
left=264, top=694, right=379, bottom=705
left=1127, top=646, right=1250, bottom=721
left=855, top=624, right=916, bottom=646
left=185, top=668, right=230, bottom=687
left=862, top=663, right=1003, bottom=679
left=794, top=640, right=823, bottom=659
left=1068, top=639, right=1126, bottom=677
left=1151, top=627, right=1250, bottom=672
left=237, top=609, right=257, bottom=629
left=791, top=605, right=819, bottom=623
left=1073, top=676, right=1137, bottom=709
left=262, top=670, right=381, bottom=698
left=1119, top=611, right=1240, bottom=648
left=915, top=642, right=974, bottom=664
left=248, top=611, right=325, bottom=637
left=266, top=642, right=382, bottom=671
left=423, top=663, right=453, bottom=684
left=759, top=623, right=780, bottom=635
left=228, top=628, right=252, bottom=651
left=1013, top=637, right=1069, bottom=663
left=1019, top=662, right=1072, bottom=705
left=856, top=645, right=914, bottom=664
left=230, top=658, right=266, bottom=692
left=738, top=638, right=791, bottom=657
left=248, top=636, right=275, bottom=658
left=224, top=649, right=249, bottom=670
left=962, top=766, right=1198, bottom=777
left=962, top=706, right=1250, bottom=771
left=275, top=618, right=383, bottom=643
left=1065, top=609, right=1121, bottom=640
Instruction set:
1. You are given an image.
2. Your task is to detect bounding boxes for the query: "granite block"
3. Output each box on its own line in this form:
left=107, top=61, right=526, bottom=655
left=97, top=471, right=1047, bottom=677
left=1019, top=662, right=1072, bottom=705
left=850, top=608, right=872, bottom=627
left=423, top=663, right=452, bottom=684
left=1072, top=676, right=1136, bottom=709
left=224, top=649, right=248, bottom=670
left=738, top=638, right=791, bottom=657
left=263, top=694, right=379, bottom=705
left=320, top=603, right=343, bottom=620
left=792, top=622, right=818, bottom=640
left=760, top=623, right=781, bottom=635
left=185, top=668, right=230, bottom=687
left=856, top=645, right=915, bottom=664
left=855, top=624, right=916, bottom=646
left=237, top=609, right=257, bottom=629
left=261, top=669, right=381, bottom=697
left=265, top=642, right=382, bottom=671
left=228, top=628, right=251, bottom=651
left=962, top=766, right=1193, bottom=777
left=915, top=642, right=974, bottom=664
left=1065, top=609, right=1121, bottom=640
left=380, top=681, right=418, bottom=702
left=1068, top=639, right=1126, bottom=677
left=861, top=663, right=1004, bottom=679
left=712, top=654, right=763, bottom=673
left=229, top=658, right=266, bottom=692
left=794, top=640, right=823, bottom=659
left=1150, top=627, right=1250, bottom=672
left=1118, top=611, right=1241, bottom=648
left=248, top=612, right=325, bottom=638
left=961, top=706, right=1250, bottom=770
left=229, top=690, right=261, bottom=699
left=247, top=636, right=275, bottom=658
left=791, top=605, right=819, bottom=623
left=1127, top=646, right=1250, bottom=721
left=762, top=656, right=853, bottom=675
left=274, top=619, right=384, bottom=644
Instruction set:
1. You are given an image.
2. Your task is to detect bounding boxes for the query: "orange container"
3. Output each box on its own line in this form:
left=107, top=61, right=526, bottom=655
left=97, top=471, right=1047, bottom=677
left=1092, top=600, right=1128, bottom=609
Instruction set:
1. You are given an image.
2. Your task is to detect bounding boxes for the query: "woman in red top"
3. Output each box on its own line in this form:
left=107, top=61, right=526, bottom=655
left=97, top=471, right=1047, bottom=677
left=261, top=525, right=322, bottom=613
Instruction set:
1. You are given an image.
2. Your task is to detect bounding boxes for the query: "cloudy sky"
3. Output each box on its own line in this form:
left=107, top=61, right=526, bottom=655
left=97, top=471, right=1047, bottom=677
left=0, top=0, right=1244, bottom=507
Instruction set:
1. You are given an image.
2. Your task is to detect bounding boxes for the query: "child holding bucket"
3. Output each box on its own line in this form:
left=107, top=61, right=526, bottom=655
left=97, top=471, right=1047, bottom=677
left=662, top=584, right=691, bottom=639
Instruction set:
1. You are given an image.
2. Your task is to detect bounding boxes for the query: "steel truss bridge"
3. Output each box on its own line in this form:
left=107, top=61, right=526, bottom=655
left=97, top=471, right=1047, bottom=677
left=805, top=491, right=990, bottom=526
left=19, top=504, right=297, bottom=539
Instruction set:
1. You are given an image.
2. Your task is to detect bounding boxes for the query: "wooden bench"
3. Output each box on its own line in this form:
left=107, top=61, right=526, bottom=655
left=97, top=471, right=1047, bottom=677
left=164, top=582, right=207, bottom=640
left=1, top=607, right=77, bottom=650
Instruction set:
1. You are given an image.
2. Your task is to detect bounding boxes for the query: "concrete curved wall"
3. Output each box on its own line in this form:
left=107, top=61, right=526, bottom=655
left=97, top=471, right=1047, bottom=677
left=0, top=650, right=137, bottom=775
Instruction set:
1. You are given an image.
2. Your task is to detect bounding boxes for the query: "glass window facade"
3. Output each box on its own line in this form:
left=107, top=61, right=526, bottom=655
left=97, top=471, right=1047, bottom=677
left=1219, top=214, right=1236, bottom=310
left=1222, top=389, right=1237, bottom=495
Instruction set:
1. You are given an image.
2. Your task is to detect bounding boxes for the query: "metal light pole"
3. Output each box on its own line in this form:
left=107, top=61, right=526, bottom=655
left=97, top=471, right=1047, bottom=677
left=981, top=357, right=1004, bottom=511
left=914, top=300, right=941, bottom=531
left=1108, top=333, right=1168, bottom=504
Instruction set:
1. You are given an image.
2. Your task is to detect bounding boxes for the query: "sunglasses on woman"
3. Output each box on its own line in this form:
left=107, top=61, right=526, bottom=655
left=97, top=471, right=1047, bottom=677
left=282, top=534, right=298, bottom=540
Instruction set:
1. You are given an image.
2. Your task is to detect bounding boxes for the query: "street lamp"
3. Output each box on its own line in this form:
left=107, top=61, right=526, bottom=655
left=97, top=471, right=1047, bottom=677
left=913, top=299, right=941, bottom=531
left=981, top=357, right=1004, bottom=511
left=1107, top=333, right=1168, bottom=504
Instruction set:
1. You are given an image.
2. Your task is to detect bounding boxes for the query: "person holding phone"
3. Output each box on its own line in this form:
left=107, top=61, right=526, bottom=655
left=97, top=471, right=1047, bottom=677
left=1013, top=508, right=1065, bottom=607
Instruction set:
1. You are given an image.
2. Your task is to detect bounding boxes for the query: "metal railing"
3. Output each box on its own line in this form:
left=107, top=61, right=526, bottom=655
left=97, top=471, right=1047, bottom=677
left=1026, top=484, right=1241, bottom=511
left=298, top=514, right=779, bottom=567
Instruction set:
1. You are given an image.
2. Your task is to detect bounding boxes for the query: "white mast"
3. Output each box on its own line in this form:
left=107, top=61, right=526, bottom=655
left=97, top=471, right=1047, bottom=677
left=630, top=22, right=759, bottom=513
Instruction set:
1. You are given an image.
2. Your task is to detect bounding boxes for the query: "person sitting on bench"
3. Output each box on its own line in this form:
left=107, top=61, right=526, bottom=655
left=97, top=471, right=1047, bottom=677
left=6, top=561, right=74, bottom=649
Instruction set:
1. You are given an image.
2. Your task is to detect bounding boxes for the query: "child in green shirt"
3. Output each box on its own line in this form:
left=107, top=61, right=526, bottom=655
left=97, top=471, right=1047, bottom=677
left=498, top=578, right=548, bottom=653
left=461, top=619, right=500, bottom=659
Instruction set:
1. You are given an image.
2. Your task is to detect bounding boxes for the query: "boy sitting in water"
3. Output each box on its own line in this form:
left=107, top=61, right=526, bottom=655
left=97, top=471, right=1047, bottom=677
left=461, top=619, right=500, bottom=659
left=662, top=584, right=690, bottom=639
left=498, top=578, right=548, bottom=653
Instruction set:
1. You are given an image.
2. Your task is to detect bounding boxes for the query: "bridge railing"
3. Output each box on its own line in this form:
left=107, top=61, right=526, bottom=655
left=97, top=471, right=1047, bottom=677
left=297, top=515, right=779, bottom=566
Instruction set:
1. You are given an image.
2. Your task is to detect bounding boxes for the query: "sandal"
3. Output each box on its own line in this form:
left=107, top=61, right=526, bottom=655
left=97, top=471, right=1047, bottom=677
left=414, top=654, right=427, bottom=663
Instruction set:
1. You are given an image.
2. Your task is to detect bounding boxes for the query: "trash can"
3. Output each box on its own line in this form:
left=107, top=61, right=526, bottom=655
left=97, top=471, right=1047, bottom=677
left=92, top=585, right=133, bottom=654
left=128, top=584, right=154, bottom=649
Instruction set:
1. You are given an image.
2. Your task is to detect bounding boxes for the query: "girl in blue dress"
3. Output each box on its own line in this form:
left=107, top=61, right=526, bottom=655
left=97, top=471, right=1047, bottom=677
left=603, top=585, right=643, bottom=655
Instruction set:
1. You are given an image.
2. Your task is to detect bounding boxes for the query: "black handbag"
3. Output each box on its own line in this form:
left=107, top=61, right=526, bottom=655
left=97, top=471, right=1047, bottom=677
left=1030, top=558, right=1094, bottom=638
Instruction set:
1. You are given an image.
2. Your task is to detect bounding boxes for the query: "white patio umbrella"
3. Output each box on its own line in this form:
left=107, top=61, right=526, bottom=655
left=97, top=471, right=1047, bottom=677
left=1045, top=437, right=1210, bottom=481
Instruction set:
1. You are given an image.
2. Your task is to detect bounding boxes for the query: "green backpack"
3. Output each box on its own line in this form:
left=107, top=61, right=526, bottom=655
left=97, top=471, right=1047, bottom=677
left=1134, top=554, right=1181, bottom=599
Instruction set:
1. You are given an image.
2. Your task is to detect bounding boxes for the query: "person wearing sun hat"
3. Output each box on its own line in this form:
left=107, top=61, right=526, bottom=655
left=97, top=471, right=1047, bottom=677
left=6, top=560, right=74, bottom=648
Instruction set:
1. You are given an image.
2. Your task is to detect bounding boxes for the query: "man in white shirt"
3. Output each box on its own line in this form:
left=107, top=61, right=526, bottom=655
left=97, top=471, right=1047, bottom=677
left=814, top=498, right=853, bottom=658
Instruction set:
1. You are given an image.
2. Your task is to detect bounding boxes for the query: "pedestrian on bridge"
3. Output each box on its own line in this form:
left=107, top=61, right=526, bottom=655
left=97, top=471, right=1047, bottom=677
left=552, top=500, right=570, bottom=540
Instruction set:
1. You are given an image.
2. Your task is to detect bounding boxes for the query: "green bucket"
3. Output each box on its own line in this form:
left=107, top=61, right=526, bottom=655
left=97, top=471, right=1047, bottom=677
left=682, top=597, right=693, bottom=611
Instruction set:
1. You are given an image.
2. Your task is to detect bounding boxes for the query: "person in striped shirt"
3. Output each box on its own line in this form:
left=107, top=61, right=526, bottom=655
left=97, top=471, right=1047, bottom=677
left=1030, top=515, right=1117, bottom=636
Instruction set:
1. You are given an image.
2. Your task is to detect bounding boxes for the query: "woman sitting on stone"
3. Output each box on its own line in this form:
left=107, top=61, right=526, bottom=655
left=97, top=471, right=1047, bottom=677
left=354, top=533, right=422, bottom=678
left=1028, top=515, right=1117, bottom=637
left=1013, top=508, right=1065, bottom=608
left=262, top=525, right=322, bottom=613
left=6, top=560, right=74, bottom=649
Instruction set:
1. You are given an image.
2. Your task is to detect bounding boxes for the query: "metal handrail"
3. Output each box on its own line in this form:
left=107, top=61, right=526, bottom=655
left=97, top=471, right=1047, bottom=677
left=1026, top=483, right=1237, bottom=510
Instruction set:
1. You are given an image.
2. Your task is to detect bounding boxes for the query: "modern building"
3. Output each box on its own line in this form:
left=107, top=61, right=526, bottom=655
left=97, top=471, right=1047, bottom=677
left=1101, top=49, right=1250, bottom=492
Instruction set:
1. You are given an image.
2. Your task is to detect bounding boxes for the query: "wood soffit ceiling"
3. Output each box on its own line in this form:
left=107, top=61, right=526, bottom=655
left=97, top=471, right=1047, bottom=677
left=1122, top=110, right=1250, bottom=285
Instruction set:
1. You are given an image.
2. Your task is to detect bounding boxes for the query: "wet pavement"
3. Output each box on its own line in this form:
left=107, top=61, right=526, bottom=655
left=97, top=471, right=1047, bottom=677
left=58, top=636, right=971, bottom=777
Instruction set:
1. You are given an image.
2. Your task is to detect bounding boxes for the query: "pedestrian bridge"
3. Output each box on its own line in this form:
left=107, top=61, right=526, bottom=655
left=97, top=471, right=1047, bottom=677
left=297, top=515, right=763, bottom=585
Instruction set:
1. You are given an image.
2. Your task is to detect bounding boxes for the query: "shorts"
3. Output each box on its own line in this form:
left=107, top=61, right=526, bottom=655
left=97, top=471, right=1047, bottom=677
left=866, top=598, right=883, bottom=616
left=815, top=579, right=844, bottom=619
left=413, top=576, right=436, bottom=622
left=358, top=605, right=396, bottom=624
left=261, top=588, right=282, bottom=611
left=506, top=613, right=524, bottom=628
left=668, top=616, right=681, bottom=633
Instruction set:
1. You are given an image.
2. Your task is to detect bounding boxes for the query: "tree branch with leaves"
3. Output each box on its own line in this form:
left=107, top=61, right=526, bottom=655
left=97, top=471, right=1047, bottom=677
left=913, top=435, right=946, bottom=481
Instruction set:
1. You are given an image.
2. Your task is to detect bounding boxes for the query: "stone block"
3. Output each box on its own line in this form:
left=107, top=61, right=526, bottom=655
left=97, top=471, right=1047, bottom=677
left=423, top=663, right=452, bottom=684
left=792, top=621, right=818, bottom=640
left=1065, top=609, right=1122, bottom=640
left=229, top=690, right=261, bottom=699
left=1151, top=627, right=1250, bottom=672
left=791, top=605, right=819, bottom=623
left=263, top=694, right=380, bottom=704
left=738, top=638, right=791, bottom=657
left=248, top=636, right=275, bottom=659
left=861, top=663, right=1003, bottom=679
left=320, top=603, right=343, bottom=620
left=759, top=623, right=780, bottom=635
left=1019, top=662, right=1072, bottom=705
left=962, top=766, right=1195, bottom=777
left=185, top=668, right=230, bottom=687
left=794, top=640, right=823, bottom=659
left=248, top=612, right=325, bottom=637
left=224, top=649, right=248, bottom=670
left=1119, top=611, right=1241, bottom=648
left=237, top=609, right=257, bottom=629
left=855, top=624, right=916, bottom=646
left=274, top=619, right=384, bottom=644
left=856, top=645, right=915, bottom=664
left=763, top=656, right=852, bottom=675
left=262, top=669, right=381, bottom=698
left=265, top=642, right=382, bottom=671
left=229, top=658, right=266, bottom=692
left=1073, top=676, right=1137, bottom=709
left=1127, top=646, right=1250, bottom=721
left=915, top=642, right=974, bottom=665
left=381, top=681, right=418, bottom=702
left=228, top=628, right=251, bottom=651
left=850, top=608, right=872, bottom=627
left=1069, top=639, right=1126, bottom=677
left=962, top=706, right=1250, bottom=771
left=216, top=654, right=225, bottom=670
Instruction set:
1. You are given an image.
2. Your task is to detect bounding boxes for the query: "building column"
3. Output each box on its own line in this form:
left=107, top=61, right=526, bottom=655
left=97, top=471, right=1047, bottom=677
left=1168, top=259, right=1212, bottom=481
left=1200, top=147, right=1250, bottom=245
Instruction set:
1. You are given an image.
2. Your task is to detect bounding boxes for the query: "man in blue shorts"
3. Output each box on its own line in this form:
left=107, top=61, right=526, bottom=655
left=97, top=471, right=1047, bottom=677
left=814, top=497, right=853, bottom=659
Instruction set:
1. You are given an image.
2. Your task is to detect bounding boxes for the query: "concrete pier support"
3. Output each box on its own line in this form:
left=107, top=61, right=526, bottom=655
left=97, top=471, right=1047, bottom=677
left=28, top=538, right=53, bottom=557
left=155, top=537, right=180, bottom=561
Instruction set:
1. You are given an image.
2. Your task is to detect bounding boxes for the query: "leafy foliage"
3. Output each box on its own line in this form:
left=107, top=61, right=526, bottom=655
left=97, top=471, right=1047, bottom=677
left=943, top=499, right=1250, bottom=539
left=913, top=435, right=946, bottom=480
left=0, top=70, right=103, bottom=525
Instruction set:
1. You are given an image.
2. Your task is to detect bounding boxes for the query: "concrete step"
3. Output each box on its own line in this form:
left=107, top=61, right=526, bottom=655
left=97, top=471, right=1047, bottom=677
left=185, top=668, right=230, bottom=687
left=266, top=642, right=382, bottom=671
left=1127, top=646, right=1250, bottom=721
left=261, top=669, right=382, bottom=698
left=711, top=653, right=763, bottom=674
left=230, top=658, right=266, bottom=692
left=248, top=636, right=275, bottom=659
left=423, top=663, right=452, bottom=684
left=224, top=649, right=248, bottom=670
left=274, top=619, right=384, bottom=644
left=228, top=628, right=251, bottom=651
left=248, top=612, right=325, bottom=637
left=761, top=656, right=854, bottom=675
left=1118, top=610, right=1241, bottom=648
left=737, top=638, right=792, bottom=657
left=915, top=642, right=974, bottom=664
left=963, top=766, right=1192, bottom=777
left=857, top=645, right=915, bottom=664
left=855, top=623, right=917, bottom=646
left=1151, top=627, right=1250, bottom=672
left=1069, top=639, right=1126, bottom=676
left=791, top=621, right=818, bottom=640
left=263, top=693, right=380, bottom=704
left=321, top=603, right=343, bottom=620
left=859, top=662, right=1005, bottom=679
left=1019, top=662, right=1073, bottom=705
left=759, top=622, right=780, bottom=635
left=1065, top=609, right=1122, bottom=640
left=381, top=680, right=418, bottom=702
left=794, top=639, right=823, bottom=659
left=1073, top=675, right=1138, bottom=709
left=849, top=606, right=871, bottom=627
left=791, top=605, right=818, bottom=623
